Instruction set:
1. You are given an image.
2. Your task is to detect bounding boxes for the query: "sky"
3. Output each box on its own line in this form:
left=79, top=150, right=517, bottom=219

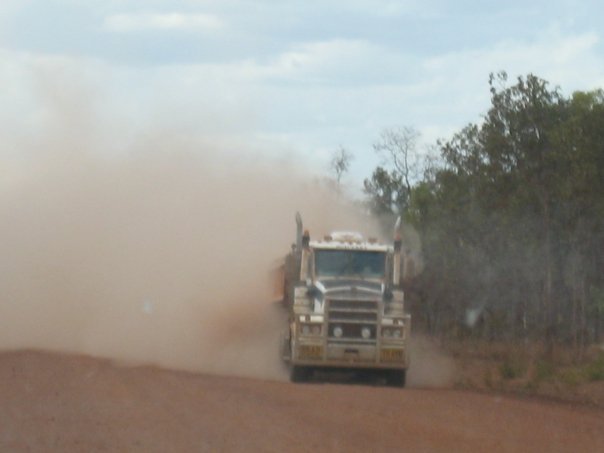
left=1, top=0, right=604, bottom=187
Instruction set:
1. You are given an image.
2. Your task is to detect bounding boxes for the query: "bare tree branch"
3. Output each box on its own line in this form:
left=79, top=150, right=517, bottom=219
left=330, top=146, right=354, bottom=186
left=373, top=126, right=420, bottom=193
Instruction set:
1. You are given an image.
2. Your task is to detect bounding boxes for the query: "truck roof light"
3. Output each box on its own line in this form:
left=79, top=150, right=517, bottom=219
left=330, top=231, right=364, bottom=243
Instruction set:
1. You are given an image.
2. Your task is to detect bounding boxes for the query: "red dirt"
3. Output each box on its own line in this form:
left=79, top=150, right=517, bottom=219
left=1, top=350, right=603, bottom=452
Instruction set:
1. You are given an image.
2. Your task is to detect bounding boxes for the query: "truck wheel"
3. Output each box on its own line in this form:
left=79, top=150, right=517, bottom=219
left=290, top=366, right=311, bottom=383
left=386, top=369, right=406, bottom=388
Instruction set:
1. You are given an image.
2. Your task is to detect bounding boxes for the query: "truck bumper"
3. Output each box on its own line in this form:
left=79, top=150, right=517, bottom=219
left=291, top=340, right=408, bottom=370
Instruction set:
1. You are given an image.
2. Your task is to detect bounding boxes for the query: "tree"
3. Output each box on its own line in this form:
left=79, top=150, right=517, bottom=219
left=363, top=167, right=405, bottom=216
left=374, top=126, right=421, bottom=194
left=441, top=74, right=567, bottom=343
left=394, top=73, right=604, bottom=349
left=329, top=146, right=353, bottom=187
left=364, top=126, right=422, bottom=216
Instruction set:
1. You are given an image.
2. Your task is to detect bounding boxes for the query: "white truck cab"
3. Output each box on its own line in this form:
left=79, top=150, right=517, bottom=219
left=282, top=214, right=411, bottom=386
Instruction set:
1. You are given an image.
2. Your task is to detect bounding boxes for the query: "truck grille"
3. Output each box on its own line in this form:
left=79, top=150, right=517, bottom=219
left=327, top=299, right=379, bottom=342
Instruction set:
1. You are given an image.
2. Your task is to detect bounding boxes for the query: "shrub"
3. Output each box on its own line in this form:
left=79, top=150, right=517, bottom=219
left=534, top=360, right=555, bottom=382
left=499, top=359, right=524, bottom=380
left=585, top=354, right=604, bottom=381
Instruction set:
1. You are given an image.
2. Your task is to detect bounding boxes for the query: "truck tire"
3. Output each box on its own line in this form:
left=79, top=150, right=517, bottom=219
left=386, top=369, right=406, bottom=388
left=290, top=366, right=311, bottom=383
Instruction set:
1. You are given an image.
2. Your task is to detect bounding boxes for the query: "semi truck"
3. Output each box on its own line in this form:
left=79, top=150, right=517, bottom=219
left=281, top=213, right=411, bottom=386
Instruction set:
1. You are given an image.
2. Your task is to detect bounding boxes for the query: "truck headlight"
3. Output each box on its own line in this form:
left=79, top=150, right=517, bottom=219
left=361, top=327, right=371, bottom=339
left=333, top=326, right=343, bottom=338
left=300, top=323, right=322, bottom=336
left=381, top=327, right=403, bottom=338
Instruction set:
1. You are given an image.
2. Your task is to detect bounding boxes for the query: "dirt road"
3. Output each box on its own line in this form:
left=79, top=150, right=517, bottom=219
left=1, top=350, right=603, bottom=452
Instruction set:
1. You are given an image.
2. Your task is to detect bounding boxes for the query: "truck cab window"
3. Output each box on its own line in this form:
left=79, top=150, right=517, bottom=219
left=314, top=250, right=385, bottom=279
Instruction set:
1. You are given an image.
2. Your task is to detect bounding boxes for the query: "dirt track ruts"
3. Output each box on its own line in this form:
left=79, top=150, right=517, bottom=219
left=1, top=350, right=603, bottom=452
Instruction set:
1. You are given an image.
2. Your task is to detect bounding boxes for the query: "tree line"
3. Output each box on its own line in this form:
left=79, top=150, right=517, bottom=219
left=340, top=72, right=604, bottom=352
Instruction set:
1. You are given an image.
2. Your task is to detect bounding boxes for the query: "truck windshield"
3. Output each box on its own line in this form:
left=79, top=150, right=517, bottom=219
left=314, top=250, right=385, bottom=279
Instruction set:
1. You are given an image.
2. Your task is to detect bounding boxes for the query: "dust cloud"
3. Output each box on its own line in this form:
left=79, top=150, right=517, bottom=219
left=0, top=89, right=380, bottom=382
left=407, top=336, right=456, bottom=388
left=0, top=60, right=448, bottom=386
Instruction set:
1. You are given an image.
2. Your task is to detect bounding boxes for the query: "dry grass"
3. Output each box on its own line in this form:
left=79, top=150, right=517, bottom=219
left=446, top=339, right=604, bottom=407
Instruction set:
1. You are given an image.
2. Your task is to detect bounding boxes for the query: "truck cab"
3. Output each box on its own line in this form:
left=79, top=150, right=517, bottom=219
left=282, top=215, right=411, bottom=386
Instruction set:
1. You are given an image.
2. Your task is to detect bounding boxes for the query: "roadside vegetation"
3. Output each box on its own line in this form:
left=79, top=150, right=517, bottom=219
left=449, top=340, right=604, bottom=406
left=335, top=71, right=604, bottom=403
